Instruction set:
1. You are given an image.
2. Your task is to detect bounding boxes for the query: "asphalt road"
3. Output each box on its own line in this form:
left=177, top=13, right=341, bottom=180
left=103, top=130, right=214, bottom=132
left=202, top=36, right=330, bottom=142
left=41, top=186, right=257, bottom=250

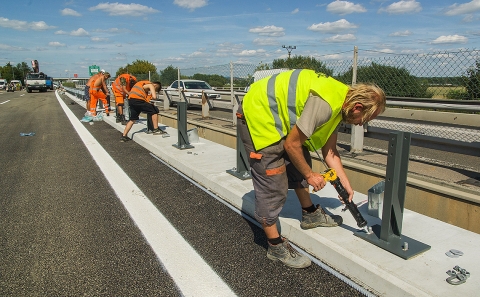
left=0, top=90, right=366, bottom=296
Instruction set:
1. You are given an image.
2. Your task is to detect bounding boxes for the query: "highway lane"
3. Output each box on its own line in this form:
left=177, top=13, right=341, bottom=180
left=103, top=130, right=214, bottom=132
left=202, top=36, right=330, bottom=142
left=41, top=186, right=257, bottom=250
left=0, top=90, right=365, bottom=296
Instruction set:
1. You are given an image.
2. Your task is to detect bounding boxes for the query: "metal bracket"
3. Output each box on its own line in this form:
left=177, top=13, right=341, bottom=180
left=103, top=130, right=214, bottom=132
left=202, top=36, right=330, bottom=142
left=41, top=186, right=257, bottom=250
left=355, top=132, right=430, bottom=259
left=226, top=129, right=251, bottom=180
left=446, top=266, right=470, bottom=285
left=172, top=101, right=194, bottom=150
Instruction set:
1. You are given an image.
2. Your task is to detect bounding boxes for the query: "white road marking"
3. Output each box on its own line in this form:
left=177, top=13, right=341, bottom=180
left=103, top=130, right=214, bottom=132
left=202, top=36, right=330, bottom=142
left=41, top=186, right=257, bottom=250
left=1, top=100, right=10, bottom=104
left=56, top=92, right=236, bottom=297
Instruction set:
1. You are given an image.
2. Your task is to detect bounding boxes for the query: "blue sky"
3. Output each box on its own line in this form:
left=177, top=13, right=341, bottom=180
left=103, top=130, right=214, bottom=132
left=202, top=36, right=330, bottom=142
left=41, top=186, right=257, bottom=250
left=1, top=0, right=480, bottom=77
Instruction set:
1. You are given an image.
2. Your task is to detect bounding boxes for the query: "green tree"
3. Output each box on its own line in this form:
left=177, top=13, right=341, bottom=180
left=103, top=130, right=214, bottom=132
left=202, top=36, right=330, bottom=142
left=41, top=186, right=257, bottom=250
left=16, top=62, right=32, bottom=83
left=255, top=62, right=272, bottom=71
left=116, top=59, right=159, bottom=81
left=191, top=73, right=228, bottom=87
left=159, top=65, right=179, bottom=87
left=338, top=62, right=432, bottom=98
left=272, top=55, right=333, bottom=76
left=461, top=60, right=480, bottom=100
left=1, top=62, right=16, bottom=81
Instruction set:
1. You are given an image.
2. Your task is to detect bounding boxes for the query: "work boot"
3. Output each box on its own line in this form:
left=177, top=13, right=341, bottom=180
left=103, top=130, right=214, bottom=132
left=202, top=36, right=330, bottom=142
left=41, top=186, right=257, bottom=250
left=121, top=115, right=127, bottom=125
left=152, top=128, right=166, bottom=135
left=266, top=238, right=311, bottom=269
left=300, top=204, right=343, bottom=229
left=116, top=115, right=121, bottom=123
left=120, top=135, right=131, bottom=142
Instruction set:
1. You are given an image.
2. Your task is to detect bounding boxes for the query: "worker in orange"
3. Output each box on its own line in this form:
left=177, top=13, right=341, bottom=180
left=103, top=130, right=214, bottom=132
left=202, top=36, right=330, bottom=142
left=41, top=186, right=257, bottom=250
left=112, top=73, right=137, bottom=124
left=89, top=72, right=111, bottom=116
left=120, top=80, right=164, bottom=142
left=84, top=69, right=105, bottom=113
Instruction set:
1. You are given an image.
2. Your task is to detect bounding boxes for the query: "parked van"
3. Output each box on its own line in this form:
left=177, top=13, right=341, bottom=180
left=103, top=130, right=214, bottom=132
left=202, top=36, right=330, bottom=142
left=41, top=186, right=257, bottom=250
left=0, top=79, right=7, bottom=90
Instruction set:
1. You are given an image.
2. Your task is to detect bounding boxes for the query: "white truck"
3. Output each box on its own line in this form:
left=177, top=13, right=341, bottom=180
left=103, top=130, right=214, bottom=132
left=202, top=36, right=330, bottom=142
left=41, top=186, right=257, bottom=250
left=25, top=72, right=48, bottom=93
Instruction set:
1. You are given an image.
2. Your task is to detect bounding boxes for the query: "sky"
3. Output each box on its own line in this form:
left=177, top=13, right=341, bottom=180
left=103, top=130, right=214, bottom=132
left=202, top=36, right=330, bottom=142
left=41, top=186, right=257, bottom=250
left=1, top=0, right=480, bottom=78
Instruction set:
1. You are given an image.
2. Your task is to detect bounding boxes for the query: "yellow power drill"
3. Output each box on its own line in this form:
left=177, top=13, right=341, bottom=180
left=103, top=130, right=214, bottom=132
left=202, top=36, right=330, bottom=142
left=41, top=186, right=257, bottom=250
left=308, top=139, right=368, bottom=230
left=321, top=168, right=368, bottom=229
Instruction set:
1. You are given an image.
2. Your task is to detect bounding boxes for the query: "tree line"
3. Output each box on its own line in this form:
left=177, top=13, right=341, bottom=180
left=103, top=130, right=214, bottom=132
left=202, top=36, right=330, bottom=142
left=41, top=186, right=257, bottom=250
left=3, top=56, right=477, bottom=100
left=0, top=62, right=32, bottom=82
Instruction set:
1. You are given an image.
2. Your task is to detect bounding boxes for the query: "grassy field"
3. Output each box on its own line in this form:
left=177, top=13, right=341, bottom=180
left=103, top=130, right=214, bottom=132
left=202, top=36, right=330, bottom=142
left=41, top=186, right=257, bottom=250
left=427, top=86, right=466, bottom=99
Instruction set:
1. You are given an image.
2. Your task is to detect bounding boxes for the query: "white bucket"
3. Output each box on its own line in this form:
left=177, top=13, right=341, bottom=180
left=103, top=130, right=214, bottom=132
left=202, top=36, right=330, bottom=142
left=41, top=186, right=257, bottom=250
left=187, top=128, right=199, bottom=144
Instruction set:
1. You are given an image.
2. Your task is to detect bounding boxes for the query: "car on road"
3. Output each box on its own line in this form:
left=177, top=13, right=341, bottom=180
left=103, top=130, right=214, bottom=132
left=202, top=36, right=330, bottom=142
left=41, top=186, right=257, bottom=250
left=165, top=79, right=221, bottom=107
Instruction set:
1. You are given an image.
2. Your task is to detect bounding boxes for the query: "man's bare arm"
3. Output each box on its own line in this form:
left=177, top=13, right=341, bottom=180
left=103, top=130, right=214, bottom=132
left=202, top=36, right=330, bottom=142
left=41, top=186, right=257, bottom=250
left=284, top=125, right=326, bottom=191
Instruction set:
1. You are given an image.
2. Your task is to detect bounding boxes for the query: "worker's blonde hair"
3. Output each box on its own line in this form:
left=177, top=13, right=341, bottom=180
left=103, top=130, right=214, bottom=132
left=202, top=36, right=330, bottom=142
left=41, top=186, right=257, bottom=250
left=343, top=83, right=386, bottom=123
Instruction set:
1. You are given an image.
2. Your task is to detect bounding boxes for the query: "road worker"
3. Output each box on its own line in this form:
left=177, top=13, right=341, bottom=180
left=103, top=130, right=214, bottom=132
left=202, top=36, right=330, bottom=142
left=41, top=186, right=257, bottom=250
left=84, top=69, right=105, bottom=112
left=89, top=72, right=111, bottom=116
left=120, top=81, right=164, bottom=142
left=237, top=69, right=386, bottom=268
left=112, top=73, right=137, bottom=125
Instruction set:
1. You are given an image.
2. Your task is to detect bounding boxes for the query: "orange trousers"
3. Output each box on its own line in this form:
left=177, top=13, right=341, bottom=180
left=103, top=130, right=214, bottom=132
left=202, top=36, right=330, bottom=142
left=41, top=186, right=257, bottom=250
left=90, top=90, right=109, bottom=115
left=113, top=90, right=125, bottom=105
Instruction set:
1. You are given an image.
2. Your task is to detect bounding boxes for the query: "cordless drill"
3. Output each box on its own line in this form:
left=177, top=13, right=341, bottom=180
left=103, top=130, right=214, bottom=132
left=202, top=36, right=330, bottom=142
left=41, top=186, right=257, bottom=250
left=321, top=168, right=368, bottom=229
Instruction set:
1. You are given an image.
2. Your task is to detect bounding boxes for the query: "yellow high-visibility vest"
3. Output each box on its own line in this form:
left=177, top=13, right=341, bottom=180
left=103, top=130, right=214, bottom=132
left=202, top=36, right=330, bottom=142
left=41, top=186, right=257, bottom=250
left=243, top=69, right=349, bottom=151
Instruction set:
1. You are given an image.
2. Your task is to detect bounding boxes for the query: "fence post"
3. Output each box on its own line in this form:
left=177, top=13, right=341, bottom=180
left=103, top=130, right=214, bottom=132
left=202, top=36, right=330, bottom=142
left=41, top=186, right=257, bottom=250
left=350, top=45, right=364, bottom=153
left=231, top=62, right=238, bottom=126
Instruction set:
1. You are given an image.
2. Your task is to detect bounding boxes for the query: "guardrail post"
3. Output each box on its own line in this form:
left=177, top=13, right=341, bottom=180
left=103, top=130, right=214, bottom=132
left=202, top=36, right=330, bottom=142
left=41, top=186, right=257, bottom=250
left=226, top=131, right=251, bottom=180
left=201, top=91, right=210, bottom=118
left=355, top=132, right=430, bottom=259
left=163, top=91, right=170, bottom=110
left=350, top=125, right=364, bottom=153
left=172, top=101, right=194, bottom=150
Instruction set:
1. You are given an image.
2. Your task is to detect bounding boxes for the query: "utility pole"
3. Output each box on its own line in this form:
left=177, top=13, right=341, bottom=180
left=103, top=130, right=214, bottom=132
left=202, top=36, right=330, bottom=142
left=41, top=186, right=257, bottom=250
left=282, top=45, right=296, bottom=59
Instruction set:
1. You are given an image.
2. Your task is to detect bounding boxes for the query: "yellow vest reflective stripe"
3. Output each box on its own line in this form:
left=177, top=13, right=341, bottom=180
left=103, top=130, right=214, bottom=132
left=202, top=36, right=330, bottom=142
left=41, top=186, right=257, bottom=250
left=243, top=69, right=349, bottom=151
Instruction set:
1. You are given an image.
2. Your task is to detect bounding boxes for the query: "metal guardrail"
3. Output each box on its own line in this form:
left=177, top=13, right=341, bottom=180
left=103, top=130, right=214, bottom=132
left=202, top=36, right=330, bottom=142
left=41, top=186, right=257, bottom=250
left=63, top=86, right=479, bottom=150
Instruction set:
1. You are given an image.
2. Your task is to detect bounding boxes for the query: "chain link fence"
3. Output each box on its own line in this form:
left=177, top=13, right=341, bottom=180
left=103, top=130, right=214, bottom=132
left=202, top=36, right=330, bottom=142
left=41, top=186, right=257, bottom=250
left=178, top=48, right=480, bottom=101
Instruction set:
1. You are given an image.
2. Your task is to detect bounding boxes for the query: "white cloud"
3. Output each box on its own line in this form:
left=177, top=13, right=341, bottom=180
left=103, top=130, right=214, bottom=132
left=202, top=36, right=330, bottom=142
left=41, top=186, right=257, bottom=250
left=89, top=2, right=159, bottom=17
left=390, top=30, right=412, bottom=37
left=61, top=8, right=81, bottom=16
left=0, top=43, right=28, bottom=51
left=323, top=33, right=356, bottom=42
left=253, top=38, right=279, bottom=46
left=91, top=37, right=110, bottom=42
left=93, top=28, right=129, bottom=34
left=71, top=28, right=89, bottom=36
left=308, top=19, right=357, bottom=33
left=49, top=41, right=66, bottom=47
left=54, top=28, right=89, bottom=36
left=235, top=49, right=266, bottom=57
left=78, top=46, right=99, bottom=50
left=326, top=1, right=367, bottom=15
left=249, top=25, right=285, bottom=37
left=445, top=0, right=480, bottom=16
left=378, top=0, right=422, bottom=14
left=431, top=35, right=468, bottom=44
left=0, top=17, right=55, bottom=31
left=173, top=0, right=208, bottom=11
left=292, top=8, right=299, bottom=14
left=216, top=43, right=244, bottom=54
left=30, top=21, right=55, bottom=30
